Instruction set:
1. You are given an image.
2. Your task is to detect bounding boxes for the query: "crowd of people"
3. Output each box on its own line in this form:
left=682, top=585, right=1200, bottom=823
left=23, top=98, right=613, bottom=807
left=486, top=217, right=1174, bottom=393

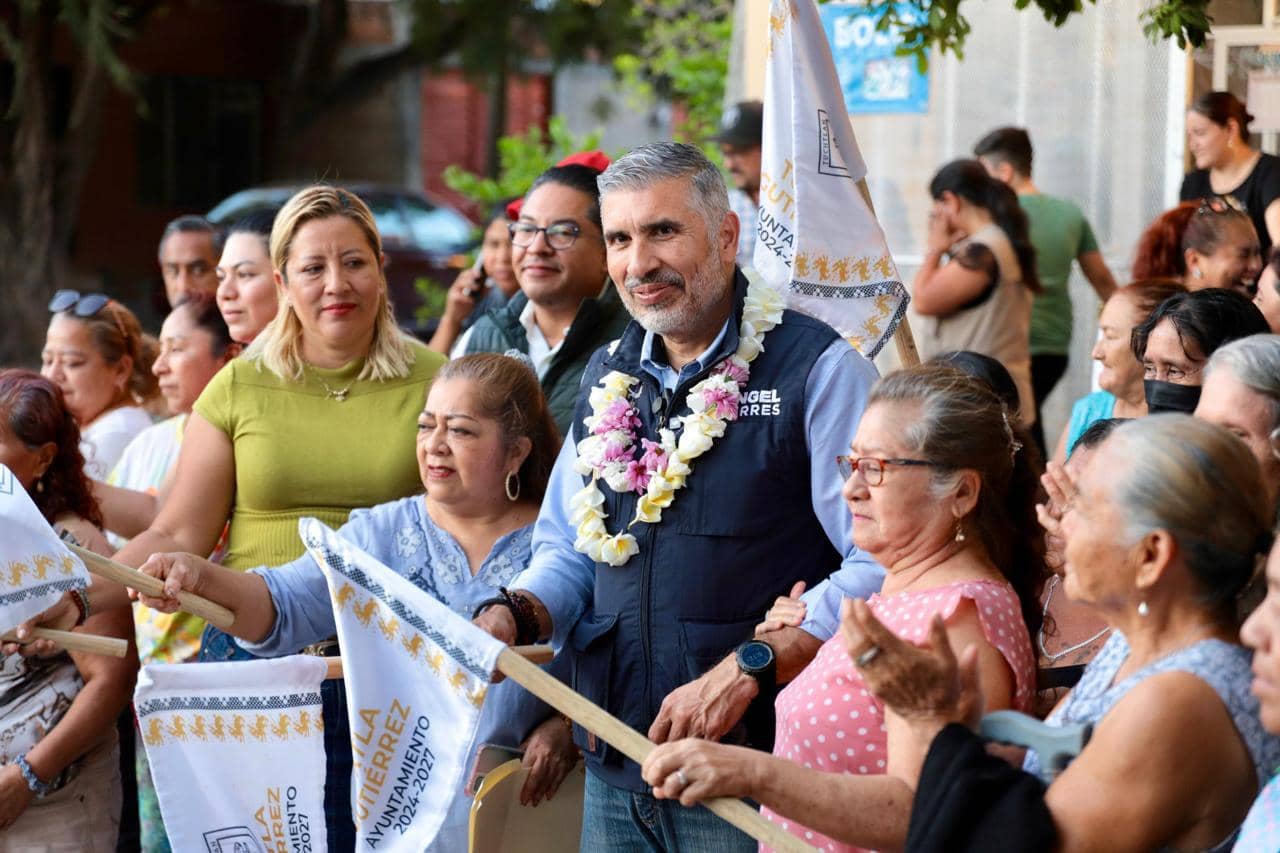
left=2, top=88, right=1280, bottom=853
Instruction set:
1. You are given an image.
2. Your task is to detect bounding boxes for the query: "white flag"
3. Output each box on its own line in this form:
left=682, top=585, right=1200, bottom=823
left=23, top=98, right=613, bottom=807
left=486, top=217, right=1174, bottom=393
left=135, top=656, right=329, bottom=853
left=754, top=0, right=909, bottom=360
left=299, top=517, right=504, bottom=852
left=0, top=463, right=91, bottom=635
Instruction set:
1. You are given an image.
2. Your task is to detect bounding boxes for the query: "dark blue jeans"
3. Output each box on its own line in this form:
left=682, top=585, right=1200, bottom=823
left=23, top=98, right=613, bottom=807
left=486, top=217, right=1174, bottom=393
left=198, top=625, right=356, bottom=852
left=580, top=768, right=757, bottom=853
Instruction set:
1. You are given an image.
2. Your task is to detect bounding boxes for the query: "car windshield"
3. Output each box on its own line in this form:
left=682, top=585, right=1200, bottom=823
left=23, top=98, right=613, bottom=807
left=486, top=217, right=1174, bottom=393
left=402, top=197, right=474, bottom=253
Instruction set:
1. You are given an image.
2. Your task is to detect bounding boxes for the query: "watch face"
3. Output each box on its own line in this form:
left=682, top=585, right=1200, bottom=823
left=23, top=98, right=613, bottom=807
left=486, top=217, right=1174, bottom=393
left=739, top=641, right=773, bottom=670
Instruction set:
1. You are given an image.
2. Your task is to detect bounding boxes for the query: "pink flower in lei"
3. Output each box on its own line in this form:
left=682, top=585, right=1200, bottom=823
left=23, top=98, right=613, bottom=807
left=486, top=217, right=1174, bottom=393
left=699, top=382, right=740, bottom=421
left=638, top=438, right=668, bottom=475
left=596, top=398, right=641, bottom=434
left=717, top=357, right=750, bottom=386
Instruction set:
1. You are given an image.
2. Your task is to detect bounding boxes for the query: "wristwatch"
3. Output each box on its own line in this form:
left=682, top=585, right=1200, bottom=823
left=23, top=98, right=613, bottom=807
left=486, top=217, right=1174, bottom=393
left=735, top=640, right=777, bottom=693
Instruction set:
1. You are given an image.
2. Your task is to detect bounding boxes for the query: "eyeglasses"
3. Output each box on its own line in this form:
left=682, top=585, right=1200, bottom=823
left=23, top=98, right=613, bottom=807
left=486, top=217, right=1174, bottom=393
left=1142, top=360, right=1204, bottom=382
left=48, top=289, right=111, bottom=317
left=836, top=454, right=937, bottom=486
left=1196, top=195, right=1247, bottom=216
left=509, top=221, right=581, bottom=250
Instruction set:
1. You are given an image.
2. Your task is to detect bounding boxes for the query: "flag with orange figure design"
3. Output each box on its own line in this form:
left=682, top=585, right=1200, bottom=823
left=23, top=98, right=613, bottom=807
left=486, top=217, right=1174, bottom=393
left=0, top=463, right=92, bottom=636
left=135, top=655, right=329, bottom=852
left=300, top=517, right=504, bottom=852
left=754, top=0, right=909, bottom=359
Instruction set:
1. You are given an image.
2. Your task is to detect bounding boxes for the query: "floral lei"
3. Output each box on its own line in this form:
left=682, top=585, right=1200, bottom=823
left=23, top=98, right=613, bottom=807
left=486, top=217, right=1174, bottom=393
left=571, top=281, right=785, bottom=566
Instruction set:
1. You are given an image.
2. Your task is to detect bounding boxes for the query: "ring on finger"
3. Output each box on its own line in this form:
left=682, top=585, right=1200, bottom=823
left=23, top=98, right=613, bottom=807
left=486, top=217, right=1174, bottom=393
left=854, top=645, right=881, bottom=667
left=676, top=768, right=689, bottom=788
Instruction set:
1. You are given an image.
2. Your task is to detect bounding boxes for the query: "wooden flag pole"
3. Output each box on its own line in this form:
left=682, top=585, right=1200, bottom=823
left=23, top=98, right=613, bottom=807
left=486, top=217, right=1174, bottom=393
left=856, top=177, right=920, bottom=368
left=320, top=645, right=555, bottom=681
left=67, top=543, right=235, bottom=630
left=494, top=647, right=820, bottom=853
left=2, top=627, right=129, bottom=658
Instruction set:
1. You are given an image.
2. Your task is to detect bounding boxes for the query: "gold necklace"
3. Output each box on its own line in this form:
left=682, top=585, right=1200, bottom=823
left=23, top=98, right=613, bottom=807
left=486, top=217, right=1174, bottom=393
left=312, top=374, right=353, bottom=402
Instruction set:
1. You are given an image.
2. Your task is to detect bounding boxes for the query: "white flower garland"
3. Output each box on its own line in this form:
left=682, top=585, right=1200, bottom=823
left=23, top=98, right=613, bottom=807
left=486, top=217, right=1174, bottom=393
left=571, top=281, right=785, bottom=565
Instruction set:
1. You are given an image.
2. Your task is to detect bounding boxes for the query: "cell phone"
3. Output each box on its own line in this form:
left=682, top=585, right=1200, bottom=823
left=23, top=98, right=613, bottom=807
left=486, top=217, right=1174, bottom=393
left=466, top=743, right=524, bottom=795
left=466, top=255, right=487, bottom=299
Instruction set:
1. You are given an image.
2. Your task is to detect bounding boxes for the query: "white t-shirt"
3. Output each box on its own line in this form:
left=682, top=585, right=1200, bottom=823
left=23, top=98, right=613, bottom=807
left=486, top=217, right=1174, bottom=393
left=80, top=405, right=153, bottom=480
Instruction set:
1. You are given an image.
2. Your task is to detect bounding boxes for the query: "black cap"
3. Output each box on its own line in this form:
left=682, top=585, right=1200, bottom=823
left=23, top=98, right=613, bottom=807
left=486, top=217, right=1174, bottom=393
left=714, top=100, right=763, bottom=148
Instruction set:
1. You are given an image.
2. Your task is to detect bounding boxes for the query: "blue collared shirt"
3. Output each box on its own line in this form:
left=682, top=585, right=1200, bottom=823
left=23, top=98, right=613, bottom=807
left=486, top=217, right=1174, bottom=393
left=513, top=320, right=885, bottom=650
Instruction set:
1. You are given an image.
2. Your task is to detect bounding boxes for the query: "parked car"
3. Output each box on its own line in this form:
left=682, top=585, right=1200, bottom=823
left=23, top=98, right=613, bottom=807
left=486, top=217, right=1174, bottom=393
left=208, top=183, right=476, bottom=338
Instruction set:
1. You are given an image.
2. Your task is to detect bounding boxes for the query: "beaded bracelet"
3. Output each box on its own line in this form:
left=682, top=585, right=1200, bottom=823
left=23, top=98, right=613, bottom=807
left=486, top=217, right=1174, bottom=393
left=472, top=588, right=540, bottom=646
left=15, top=754, right=52, bottom=797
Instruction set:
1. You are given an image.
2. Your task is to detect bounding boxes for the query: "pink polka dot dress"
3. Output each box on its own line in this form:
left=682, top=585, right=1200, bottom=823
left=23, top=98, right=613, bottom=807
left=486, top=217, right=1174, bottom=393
left=763, top=580, right=1036, bottom=853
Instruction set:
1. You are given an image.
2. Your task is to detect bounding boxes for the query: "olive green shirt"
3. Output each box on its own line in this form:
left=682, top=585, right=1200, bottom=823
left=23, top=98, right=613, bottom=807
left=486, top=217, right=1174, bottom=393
left=1020, top=194, right=1100, bottom=356
left=192, top=341, right=444, bottom=570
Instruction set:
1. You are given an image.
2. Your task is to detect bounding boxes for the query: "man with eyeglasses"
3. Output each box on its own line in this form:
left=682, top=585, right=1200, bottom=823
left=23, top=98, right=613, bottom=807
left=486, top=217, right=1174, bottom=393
left=458, top=162, right=630, bottom=434
left=158, top=215, right=221, bottom=307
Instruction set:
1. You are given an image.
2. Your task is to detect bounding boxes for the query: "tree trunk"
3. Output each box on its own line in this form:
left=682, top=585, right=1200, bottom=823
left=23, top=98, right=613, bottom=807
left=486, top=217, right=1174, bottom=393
left=484, top=20, right=509, bottom=178
left=1, top=3, right=57, bottom=368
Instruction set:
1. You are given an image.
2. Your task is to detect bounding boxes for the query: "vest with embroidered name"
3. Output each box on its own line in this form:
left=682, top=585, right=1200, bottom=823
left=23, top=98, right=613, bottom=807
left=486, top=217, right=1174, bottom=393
left=567, top=270, right=842, bottom=791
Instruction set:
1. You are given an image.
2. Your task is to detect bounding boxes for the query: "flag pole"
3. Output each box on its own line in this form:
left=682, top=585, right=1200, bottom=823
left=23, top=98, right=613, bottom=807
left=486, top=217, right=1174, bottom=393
left=320, top=645, right=554, bottom=681
left=2, top=627, right=129, bottom=657
left=857, top=177, right=919, bottom=368
left=494, top=647, right=820, bottom=853
left=67, top=543, right=236, bottom=630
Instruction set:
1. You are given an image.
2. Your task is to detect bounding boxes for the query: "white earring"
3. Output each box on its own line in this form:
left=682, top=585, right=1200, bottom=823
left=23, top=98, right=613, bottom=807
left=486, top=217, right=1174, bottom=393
left=1137, top=601, right=1149, bottom=617
left=505, top=472, right=520, bottom=502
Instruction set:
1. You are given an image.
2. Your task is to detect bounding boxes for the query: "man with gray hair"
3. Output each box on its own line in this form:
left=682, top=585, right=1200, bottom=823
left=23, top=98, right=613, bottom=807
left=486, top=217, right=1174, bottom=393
left=475, top=141, right=883, bottom=849
left=158, top=215, right=221, bottom=306
left=1195, top=333, right=1280, bottom=507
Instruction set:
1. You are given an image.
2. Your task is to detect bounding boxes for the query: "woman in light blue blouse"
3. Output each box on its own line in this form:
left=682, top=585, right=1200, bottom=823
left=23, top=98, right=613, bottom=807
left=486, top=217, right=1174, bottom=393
left=135, top=353, right=577, bottom=849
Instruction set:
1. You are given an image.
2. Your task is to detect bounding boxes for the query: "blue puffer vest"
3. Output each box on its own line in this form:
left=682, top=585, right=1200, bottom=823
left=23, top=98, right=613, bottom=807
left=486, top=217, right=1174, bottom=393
left=567, top=270, right=843, bottom=790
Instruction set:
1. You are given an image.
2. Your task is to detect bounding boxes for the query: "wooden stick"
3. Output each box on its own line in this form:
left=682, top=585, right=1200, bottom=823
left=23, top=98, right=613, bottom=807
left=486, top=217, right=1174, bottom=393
left=2, top=627, right=128, bottom=658
left=857, top=176, right=920, bottom=369
left=495, top=647, right=819, bottom=853
left=322, top=644, right=554, bottom=681
left=892, top=317, right=920, bottom=367
left=67, top=543, right=235, bottom=630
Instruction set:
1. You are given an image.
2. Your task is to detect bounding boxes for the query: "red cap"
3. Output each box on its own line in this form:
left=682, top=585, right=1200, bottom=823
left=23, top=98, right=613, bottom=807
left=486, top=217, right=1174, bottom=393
left=506, top=150, right=613, bottom=220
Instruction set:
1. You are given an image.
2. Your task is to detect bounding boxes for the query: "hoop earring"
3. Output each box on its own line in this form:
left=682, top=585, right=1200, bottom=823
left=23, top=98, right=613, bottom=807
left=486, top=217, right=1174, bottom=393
left=505, top=472, right=520, bottom=502
left=954, top=520, right=966, bottom=543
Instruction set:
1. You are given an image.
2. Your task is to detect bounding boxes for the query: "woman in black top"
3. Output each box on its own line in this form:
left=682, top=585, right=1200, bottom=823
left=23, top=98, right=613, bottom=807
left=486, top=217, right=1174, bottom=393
left=1181, top=91, right=1280, bottom=253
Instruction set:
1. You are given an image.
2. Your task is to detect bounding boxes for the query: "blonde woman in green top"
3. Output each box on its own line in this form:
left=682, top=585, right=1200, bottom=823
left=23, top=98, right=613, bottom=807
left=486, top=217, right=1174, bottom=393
left=19, top=185, right=446, bottom=849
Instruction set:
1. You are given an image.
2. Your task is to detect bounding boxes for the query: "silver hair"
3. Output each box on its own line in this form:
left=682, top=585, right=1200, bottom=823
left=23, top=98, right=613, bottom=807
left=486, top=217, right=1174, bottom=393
left=1205, top=333, right=1280, bottom=429
left=1103, top=414, right=1272, bottom=617
left=596, top=142, right=730, bottom=236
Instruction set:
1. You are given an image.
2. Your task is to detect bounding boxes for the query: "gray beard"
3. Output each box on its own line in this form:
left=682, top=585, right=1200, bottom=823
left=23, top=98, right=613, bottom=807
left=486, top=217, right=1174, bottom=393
left=626, top=250, right=729, bottom=338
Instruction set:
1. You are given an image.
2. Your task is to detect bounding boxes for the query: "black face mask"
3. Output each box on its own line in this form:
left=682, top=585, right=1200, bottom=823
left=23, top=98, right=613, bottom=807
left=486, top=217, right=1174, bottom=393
left=1144, top=379, right=1202, bottom=413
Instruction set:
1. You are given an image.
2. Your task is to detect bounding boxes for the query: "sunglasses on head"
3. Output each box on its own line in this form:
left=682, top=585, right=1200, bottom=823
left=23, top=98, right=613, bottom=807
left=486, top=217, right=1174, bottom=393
left=48, top=290, right=111, bottom=317
left=1196, top=195, right=1247, bottom=217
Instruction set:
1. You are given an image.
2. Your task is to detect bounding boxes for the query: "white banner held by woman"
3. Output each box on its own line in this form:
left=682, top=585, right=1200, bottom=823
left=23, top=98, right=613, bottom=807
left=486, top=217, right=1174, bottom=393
left=754, top=0, right=910, bottom=360
left=0, top=463, right=91, bottom=635
left=135, top=656, right=328, bottom=853
left=299, top=517, right=504, bottom=852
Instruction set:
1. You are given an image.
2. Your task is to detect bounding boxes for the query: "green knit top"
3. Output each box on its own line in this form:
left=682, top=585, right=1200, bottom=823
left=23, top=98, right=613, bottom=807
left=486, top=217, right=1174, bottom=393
left=192, top=341, right=445, bottom=570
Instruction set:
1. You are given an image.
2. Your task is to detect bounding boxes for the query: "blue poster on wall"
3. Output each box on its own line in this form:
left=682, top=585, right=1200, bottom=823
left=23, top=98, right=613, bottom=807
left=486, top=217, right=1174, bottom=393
left=818, top=2, right=930, bottom=114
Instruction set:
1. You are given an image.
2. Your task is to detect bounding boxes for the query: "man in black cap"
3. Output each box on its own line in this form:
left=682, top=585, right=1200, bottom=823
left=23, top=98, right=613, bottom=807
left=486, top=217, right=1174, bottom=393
left=715, top=100, right=764, bottom=268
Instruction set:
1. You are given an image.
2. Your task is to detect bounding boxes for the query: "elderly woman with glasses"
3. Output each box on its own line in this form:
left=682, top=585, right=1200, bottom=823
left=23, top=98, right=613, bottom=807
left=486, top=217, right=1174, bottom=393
left=837, top=415, right=1280, bottom=852
left=41, top=292, right=161, bottom=479
left=640, top=365, right=1045, bottom=852
left=1130, top=287, right=1269, bottom=415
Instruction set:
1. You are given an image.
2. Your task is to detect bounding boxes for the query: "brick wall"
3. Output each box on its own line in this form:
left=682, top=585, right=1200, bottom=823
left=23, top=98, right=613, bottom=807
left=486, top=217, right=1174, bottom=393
left=419, top=70, right=552, bottom=214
